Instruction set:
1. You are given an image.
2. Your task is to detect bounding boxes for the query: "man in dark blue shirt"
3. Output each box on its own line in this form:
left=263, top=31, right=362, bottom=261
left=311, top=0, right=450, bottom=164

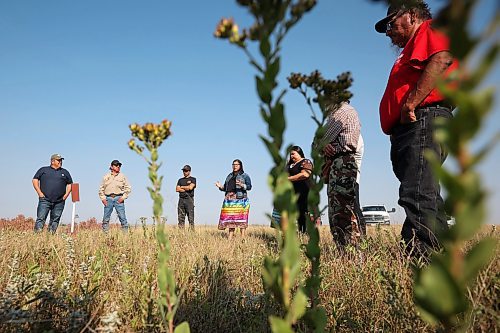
left=32, top=153, right=73, bottom=233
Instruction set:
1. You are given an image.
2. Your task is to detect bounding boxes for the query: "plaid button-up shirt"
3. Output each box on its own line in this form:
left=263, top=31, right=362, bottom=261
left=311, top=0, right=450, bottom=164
left=321, top=102, right=361, bottom=155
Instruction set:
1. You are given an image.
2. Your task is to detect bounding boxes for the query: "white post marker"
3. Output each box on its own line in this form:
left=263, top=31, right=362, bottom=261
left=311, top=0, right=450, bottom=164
left=71, top=202, right=76, bottom=233
left=71, top=183, right=80, bottom=233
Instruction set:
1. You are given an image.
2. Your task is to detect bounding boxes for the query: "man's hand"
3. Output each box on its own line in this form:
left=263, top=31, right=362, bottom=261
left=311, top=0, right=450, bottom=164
left=32, top=179, right=45, bottom=198
left=400, top=51, right=453, bottom=125
left=323, top=143, right=336, bottom=157
left=102, top=199, right=108, bottom=206
left=117, top=197, right=124, bottom=204
left=400, top=104, right=417, bottom=124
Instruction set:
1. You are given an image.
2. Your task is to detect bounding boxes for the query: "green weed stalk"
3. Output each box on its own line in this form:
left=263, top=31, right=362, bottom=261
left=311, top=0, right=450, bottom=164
left=214, top=1, right=327, bottom=331
left=129, top=120, right=190, bottom=333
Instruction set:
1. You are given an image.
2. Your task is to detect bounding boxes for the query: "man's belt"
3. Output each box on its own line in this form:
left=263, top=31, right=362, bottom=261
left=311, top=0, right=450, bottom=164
left=419, top=102, right=454, bottom=110
left=107, top=193, right=123, bottom=198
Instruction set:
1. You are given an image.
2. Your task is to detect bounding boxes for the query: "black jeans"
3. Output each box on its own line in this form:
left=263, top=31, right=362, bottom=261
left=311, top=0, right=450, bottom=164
left=178, top=197, right=195, bottom=228
left=390, top=106, right=452, bottom=256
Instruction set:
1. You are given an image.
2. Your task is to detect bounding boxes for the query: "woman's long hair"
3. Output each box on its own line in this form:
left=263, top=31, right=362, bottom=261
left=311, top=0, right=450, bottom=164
left=287, top=146, right=305, bottom=166
left=233, top=159, right=244, bottom=174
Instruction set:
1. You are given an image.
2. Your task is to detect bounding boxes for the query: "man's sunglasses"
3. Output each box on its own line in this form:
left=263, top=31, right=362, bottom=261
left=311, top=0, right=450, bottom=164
left=386, top=11, right=405, bottom=32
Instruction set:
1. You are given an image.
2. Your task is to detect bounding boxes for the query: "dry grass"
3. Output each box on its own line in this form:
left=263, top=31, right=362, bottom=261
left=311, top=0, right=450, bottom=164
left=0, top=216, right=498, bottom=332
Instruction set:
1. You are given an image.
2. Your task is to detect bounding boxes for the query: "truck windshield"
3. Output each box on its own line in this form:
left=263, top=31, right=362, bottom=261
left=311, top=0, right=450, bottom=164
left=362, top=206, right=385, bottom=212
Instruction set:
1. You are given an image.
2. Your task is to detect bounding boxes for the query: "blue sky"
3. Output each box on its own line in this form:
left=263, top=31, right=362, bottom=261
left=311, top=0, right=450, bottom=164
left=1, top=0, right=498, bottom=227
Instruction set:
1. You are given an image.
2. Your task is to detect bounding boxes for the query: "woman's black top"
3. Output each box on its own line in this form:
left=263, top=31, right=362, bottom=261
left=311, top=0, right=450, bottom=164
left=226, top=174, right=237, bottom=192
left=288, top=159, right=313, bottom=195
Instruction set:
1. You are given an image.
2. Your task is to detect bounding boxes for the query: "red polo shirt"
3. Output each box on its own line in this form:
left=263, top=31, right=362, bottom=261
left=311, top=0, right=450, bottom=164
left=379, top=20, right=458, bottom=134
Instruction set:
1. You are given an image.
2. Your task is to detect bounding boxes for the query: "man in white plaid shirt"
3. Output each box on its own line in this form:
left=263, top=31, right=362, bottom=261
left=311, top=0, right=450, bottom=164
left=321, top=101, right=362, bottom=247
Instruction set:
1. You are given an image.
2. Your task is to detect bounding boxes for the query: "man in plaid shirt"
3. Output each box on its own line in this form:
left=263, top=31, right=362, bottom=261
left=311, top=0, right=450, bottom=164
left=321, top=101, right=362, bottom=247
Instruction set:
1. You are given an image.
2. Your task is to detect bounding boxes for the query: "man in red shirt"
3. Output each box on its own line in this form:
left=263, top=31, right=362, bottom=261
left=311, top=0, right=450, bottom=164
left=375, top=1, right=458, bottom=258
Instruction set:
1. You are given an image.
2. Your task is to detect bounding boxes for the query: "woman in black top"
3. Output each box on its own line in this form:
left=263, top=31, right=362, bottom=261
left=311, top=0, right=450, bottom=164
left=287, top=146, right=313, bottom=233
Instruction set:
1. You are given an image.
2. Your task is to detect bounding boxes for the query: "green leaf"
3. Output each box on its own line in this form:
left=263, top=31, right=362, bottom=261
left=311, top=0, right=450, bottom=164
left=174, top=322, right=191, bottom=333
left=259, top=37, right=271, bottom=57
left=269, top=316, right=294, bottom=333
left=288, top=289, right=308, bottom=322
left=261, top=257, right=284, bottom=303
left=28, top=263, right=41, bottom=276
left=304, top=307, right=328, bottom=332
left=414, top=258, right=468, bottom=322
left=269, top=102, right=286, bottom=142
left=260, top=136, right=282, bottom=164
left=260, top=105, right=270, bottom=122
left=462, top=238, right=496, bottom=284
left=256, top=76, right=272, bottom=104
left=267, top=58, right=280, bottom=82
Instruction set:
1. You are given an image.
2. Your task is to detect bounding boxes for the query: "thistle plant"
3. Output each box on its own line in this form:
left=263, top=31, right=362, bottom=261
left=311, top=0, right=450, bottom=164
left=409, top=0, right=499, bottom=330
left=215, top=1, right=326, bottom=331
left=287, top=70, right=352, bottom=315
left=128, top=120, right=190, bottom=333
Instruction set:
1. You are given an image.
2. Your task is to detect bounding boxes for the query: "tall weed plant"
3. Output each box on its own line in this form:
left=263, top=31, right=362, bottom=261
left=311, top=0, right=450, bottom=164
left=129, top=120, right=191, bottom=333
left=214, top=1, right=329, bottom=331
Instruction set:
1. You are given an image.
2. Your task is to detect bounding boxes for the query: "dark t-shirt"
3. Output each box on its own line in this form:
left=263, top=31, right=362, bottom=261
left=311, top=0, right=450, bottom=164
left=177, top=176, right=196, bottom=199
left=288, top=159, right=313, bottom=196
left=33, top=166, right=73, bottom=202
left=225, top=174, right=237, bottom=193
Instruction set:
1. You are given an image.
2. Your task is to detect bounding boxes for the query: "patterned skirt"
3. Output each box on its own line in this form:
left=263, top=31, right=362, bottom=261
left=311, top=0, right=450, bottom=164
left=218, top=192, right=250, bottom=230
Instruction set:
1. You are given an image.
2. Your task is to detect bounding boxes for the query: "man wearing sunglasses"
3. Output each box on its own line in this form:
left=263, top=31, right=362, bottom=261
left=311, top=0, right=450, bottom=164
left=375, top=1, right=458, bottom=258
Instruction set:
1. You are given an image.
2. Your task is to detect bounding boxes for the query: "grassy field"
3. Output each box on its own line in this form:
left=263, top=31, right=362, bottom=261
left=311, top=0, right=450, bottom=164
left=0, top=215, right=497, bottom=332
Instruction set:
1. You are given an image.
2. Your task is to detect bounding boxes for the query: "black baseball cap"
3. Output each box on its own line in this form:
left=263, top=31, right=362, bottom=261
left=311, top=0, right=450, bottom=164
left=375, top=1, right=428, bottom=33
left=111, top=159, right=122, bottom=166
left=375, top=6, right=401, bottom=33
left=181, top=165, right=191, bottom=171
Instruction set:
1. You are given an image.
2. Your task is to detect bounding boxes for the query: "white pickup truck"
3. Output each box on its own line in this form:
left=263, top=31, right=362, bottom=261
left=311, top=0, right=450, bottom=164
left=362, top=205, right=396, bottom=225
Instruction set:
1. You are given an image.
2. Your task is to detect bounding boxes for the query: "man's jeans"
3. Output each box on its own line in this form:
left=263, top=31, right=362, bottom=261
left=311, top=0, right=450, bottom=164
left=34, top=197, right=65, bottom=233
left=178, top=197, right=195, bottom=228
left=390, top=106, right=452, bottom=256
left=102, top=196, right=129, bottom=232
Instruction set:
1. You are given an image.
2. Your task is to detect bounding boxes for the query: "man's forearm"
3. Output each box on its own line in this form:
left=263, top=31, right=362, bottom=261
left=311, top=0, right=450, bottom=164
left=64, top=184, right=72, bottom=199
left=32, top=179, right=44, bottom=196
left=405, top=51, right=453, bottom=109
